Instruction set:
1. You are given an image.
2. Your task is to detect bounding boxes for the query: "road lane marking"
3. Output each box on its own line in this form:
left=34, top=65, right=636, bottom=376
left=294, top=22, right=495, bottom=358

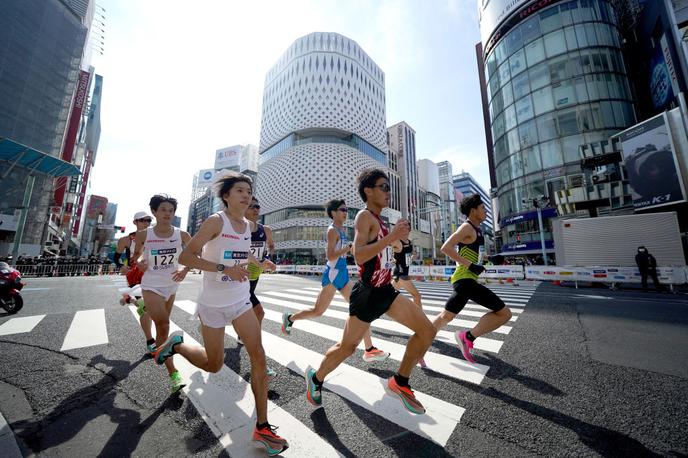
left=260, top=291, right=513, bottom=335
left=257, top=295, right=503, bottom=353
left=126, top=306, right=343, bottom=457
left=61, top=309, right=108, bottom=351
left=0, top=315, right=46, bottom=336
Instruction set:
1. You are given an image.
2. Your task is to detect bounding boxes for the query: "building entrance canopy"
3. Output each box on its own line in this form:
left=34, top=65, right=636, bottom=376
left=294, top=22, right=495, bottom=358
left=0, top=137, right=80, bottom=179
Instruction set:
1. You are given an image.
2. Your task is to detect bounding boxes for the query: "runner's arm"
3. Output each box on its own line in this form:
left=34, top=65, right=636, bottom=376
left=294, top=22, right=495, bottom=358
left=132, top=230, right=147, bottom=264
left=114, top=237, right=129, bottom=268
left=326, top=227, right=349, bottom=263
left=352, top=213, right=408, bottom=264
left=178, top=231, right=193, bottom=272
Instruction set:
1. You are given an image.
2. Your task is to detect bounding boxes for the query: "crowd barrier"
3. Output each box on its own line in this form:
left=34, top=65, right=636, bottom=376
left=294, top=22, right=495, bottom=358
left=17, top=263, right=118, bottom=278
left=275, top=264, right=688, bottom=290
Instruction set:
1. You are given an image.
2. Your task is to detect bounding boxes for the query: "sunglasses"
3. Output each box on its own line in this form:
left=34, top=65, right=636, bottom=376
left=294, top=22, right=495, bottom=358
left=374, top=183, right=391, bottom=192
left=249, top=205, right=260, bottom=210
left=137, top=218, right=152, bottom=223
left=337, top=207, right=348, bottom=213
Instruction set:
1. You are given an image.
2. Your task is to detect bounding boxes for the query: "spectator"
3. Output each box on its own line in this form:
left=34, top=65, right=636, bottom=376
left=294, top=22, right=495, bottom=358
left=635, top=246, right=662, bottom=291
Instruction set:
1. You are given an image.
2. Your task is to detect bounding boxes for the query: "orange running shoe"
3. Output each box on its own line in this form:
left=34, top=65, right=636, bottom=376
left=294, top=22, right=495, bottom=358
left=252, top=423, right=289, bottom=456
left=386, top=376, right=426, bottom=414
left=362, top=347, right=390, bottom=362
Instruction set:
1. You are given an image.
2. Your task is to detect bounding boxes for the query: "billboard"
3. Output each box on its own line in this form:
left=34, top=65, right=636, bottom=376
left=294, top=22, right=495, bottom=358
left=617, top=113, right=687, bottom=210
left=197, top=169, right=216, bottom=186
left=215, top=146, right=241, bottom=170
left=87, top=195, right=108, bottom=218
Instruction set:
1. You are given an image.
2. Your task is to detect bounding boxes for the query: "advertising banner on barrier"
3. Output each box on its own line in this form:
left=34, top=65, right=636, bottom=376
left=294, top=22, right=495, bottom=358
left=483, top=265, right=524, bottom=279
left=347, top=265, right=358, bottom=276
left=409, top=266, right=428, bottom=277
left=430, top=266, right=455, bottom=278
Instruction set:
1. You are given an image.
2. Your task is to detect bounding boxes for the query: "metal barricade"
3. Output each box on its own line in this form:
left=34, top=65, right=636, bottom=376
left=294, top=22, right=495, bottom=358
left=17, top=263, right=119, bottom=278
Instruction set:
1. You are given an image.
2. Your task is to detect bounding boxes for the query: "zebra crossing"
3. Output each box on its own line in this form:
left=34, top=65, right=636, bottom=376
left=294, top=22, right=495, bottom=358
left=0, top=278, right=539, bottom=453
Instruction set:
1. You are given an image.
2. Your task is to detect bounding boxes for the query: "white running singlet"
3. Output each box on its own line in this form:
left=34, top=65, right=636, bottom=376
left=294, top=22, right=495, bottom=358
left=198, top=212, right=252, bottom=307
left=141, top=227, right=183, bottom=287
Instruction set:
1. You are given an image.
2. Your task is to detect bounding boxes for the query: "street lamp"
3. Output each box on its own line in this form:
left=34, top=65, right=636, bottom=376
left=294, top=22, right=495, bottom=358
left=522, top=195, right=550, bottom=265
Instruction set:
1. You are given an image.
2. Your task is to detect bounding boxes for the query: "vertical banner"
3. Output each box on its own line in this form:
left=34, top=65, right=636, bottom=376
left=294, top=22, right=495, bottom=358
left=55, top=70, right=91, bottom=209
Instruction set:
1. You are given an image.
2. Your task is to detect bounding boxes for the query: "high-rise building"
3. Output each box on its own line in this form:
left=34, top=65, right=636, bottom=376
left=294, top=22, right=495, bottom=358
left=416, top=159, right=443, bottom=260
left=256, top=32, right=389, bottom=262
left=387, top=122, right=420, bottom=230
left=453, top=171, right=493, bottom=231
left=437, top=160, right=458, bottom=240
left=477, top=0, right=636, bottom=257
left=0, top=0, right=93, bottom=256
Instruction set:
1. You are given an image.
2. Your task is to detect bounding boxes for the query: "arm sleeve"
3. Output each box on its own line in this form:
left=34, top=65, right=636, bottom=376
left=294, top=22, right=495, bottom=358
left=114, top=252, right=123, bottom=268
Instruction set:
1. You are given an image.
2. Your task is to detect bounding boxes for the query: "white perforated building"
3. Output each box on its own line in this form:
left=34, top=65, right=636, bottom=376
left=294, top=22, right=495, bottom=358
left=256, top=32, right=389, bottom=263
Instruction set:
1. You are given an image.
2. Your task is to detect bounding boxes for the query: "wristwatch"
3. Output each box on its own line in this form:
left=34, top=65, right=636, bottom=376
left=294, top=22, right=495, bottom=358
left=216, top=263, right=225, bottom=272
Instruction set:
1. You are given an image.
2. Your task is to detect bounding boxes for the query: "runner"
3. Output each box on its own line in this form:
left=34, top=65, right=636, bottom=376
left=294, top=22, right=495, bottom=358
left=245, top=197, right=278, bottom=380
left=132, top=195, right=190, bottom=393
left=427, top=194, right=512, bottom=364
left=390, top=238, right=427, bottom=367
left=114, top=211, right=155, bottom=354
left=159, top=172, right=288, bottom=455
left=281, top=198, right=390, bottom=363
left=304, top=169, right=435, bottom=414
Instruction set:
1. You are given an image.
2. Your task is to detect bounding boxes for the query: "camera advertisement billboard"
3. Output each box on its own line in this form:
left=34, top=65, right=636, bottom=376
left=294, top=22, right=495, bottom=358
left=617, top=113, right=686, bottom=210
left=214, top=146, right=241, bottom=170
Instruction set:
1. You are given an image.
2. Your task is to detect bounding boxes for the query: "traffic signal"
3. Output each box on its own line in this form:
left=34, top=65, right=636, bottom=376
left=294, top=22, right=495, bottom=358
left=114, top=225, right=125, bottom=233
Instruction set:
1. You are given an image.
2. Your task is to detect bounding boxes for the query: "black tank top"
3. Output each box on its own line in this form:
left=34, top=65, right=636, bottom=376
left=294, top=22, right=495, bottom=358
left=393, top=240, right=413, bottom=269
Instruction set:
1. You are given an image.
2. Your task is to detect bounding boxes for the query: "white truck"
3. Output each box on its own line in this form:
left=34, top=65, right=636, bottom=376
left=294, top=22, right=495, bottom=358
left=552, top=212, right=686, bottom=267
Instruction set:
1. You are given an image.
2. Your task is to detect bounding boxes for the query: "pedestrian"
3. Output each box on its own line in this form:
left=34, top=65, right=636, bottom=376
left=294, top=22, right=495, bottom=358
left=162, top=172, right=288, bottom=455
left=115, top=211, right=156, bottom=355
left=635, top=246, right=662, bottom=291
left=423, top=194, right=512, bottom=364
left=304, top=169, right=435, bottom=414
left=281, top=198, right=390, bottom=364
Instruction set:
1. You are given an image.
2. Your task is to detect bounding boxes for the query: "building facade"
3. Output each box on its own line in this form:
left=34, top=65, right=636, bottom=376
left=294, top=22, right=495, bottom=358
left=256, top=32, right=389, bottom=262
left=453, top=171, right=493, bottom=231
left=477, top=0, right=636, bottom=257
left=0, top=0, right=92, bottom=256
left=387, top=122, right=420, bottom=230
left=437, top=160, right=458, bottom=240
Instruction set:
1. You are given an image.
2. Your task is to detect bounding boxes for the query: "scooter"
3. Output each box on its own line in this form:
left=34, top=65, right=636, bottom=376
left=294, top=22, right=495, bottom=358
left=0, top=262, right=24, bottom=314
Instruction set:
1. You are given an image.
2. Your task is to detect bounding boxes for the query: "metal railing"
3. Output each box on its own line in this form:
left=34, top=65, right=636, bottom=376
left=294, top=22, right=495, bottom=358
left=17, top=263, right=120, bottom=278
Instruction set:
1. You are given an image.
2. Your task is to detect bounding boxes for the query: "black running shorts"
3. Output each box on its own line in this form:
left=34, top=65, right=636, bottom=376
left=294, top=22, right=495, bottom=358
left=349, top=281, right=399, bottom=323
left=444, top=279, right=505, bottom=314
left=392, top=265, right=410, bottom=282
left=249, top=279, right=260, bottom=307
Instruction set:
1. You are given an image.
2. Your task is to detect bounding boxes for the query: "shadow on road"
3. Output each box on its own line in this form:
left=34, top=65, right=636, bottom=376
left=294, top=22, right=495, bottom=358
left=12, top=353, right=188, bottom=456
left=480, top=354, right=564, bottom=396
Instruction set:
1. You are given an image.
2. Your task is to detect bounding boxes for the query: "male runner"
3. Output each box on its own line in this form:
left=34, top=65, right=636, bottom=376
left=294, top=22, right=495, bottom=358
left=115, top=211, right=155, bottom=354
left=158, top=172, right=288, bottom=455
left=133, top=195, right=191, bottom=393
left=428, top=194, right=512, bottom=364
left=281, top=198, right=390, bottom=363
left=245, top=197, right=278, bottom=379
left=304, top=169, right=435, bottom=414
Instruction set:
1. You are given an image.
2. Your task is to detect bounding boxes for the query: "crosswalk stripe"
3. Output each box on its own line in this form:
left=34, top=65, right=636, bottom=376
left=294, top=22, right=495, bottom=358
left=260, top=291, right=513, bottom=335
left=286, top=289, right=520, bottom=321
left=0, top=315, right=46, bottom=336
left=300, top=286, right=532, bottom=304
left=61, top=309, right=108, bottom=351
left=257, top=295, right=504, bottom=353
left=219, top=314, right=464, bottom=446
left=126, top=306, right=343, bottom=457
left=398, top=293, right=525, bottom=311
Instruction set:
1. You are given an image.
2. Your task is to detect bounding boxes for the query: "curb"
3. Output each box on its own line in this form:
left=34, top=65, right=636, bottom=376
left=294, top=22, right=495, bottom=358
left=0, top=411, right=22, bottom=458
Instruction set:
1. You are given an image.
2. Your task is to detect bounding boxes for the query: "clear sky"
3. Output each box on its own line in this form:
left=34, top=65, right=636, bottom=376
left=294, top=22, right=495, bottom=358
left=89, top=0, right=489, bottom=230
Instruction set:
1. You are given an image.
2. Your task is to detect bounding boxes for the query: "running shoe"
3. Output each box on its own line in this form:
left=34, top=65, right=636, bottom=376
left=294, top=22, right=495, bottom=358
left=280, top=312, right=292, bottom=336
left=146, top=342, right=157, bottom=355
left=119, top=294, right=131, bottom=306
left=153, top=330, right=183, bottom=365
left=266, top=367, right=277, bottom=381
left=418, top=357, right=427, bottom=368
left=135, top=298, right=146, bottom=317
left=169, top=370, right=185, bottom=393
left=304, top=367, right=322, bottom=407
left=455, top=330, right=476, bottom=364
left=363, top=347, right=390, bottom=363
left=252, top=423, right=289, bottom=456
left=386, top=376, right=425, bottom=414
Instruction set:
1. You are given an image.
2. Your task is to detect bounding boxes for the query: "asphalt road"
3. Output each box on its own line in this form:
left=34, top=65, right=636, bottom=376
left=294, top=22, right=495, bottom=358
left=0, top=273, right=686, bottom=457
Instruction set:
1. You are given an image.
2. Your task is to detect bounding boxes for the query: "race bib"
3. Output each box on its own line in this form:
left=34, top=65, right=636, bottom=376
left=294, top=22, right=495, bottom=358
left=478, top=246, right=486, bottom=264
left=150, top=248, right=177, bottom=272
left=250, top=241, right=266, bottom=261
left=216, top=250, right=248, bottom=282
left=405, top=253, right=412, bottom=266
left=381, top=246, right=394, bottom=270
